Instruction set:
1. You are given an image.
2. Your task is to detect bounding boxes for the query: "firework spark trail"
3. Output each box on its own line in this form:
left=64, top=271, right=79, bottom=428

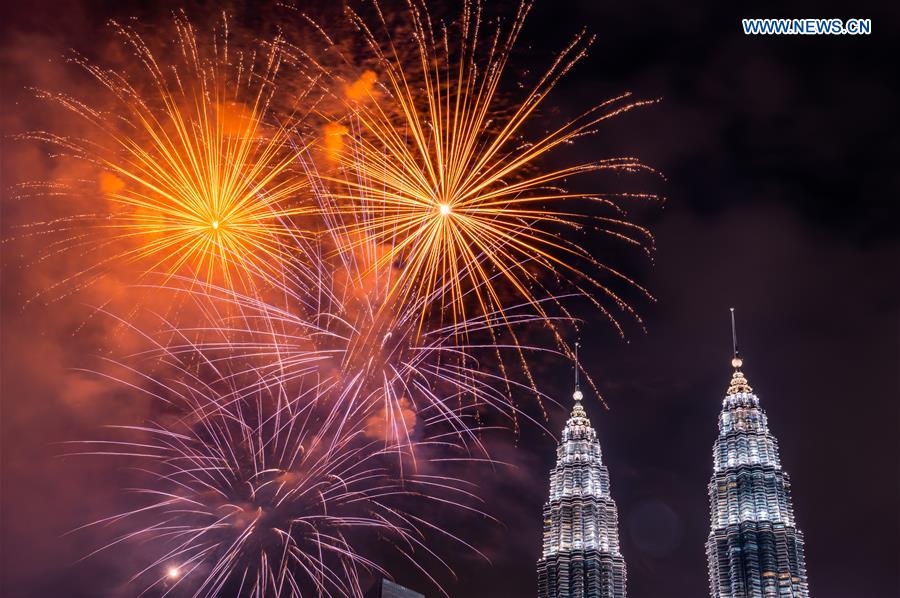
left=156, top=278, right=564, bottom=457
left=288, top=0, right=659, bottom=339
left=20, top=12, right=314, bottom=298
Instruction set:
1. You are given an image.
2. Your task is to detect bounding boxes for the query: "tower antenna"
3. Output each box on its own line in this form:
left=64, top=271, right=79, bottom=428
left=574, top=341, right=580, bottom=391
left=730, top=308, right=742, bottom=368
left=730, top=308, right=738, bottom=358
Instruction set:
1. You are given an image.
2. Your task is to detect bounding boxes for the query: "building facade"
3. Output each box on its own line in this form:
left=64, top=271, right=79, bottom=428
left=706, top=355, right=810, bottom=597
left=537, top=387, right=627, bottom=598
left=364, top=578, right=424, bottom=598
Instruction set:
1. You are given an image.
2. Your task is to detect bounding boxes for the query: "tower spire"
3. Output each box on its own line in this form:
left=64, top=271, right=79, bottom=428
left=573, top=342, right=584, bottom=403
left=726, top=308, right=752, bottom=395
left=570, top=342, right=587, bottom=419
left=574, top=342, right=581, bottom=389
left=730, top=307, right=742, bottom=368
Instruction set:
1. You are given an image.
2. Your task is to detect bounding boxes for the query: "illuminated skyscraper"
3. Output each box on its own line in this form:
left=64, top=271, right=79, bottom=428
left=706, top=311, right=810, bottom=597
left=537, top=362, right=627, bottom=598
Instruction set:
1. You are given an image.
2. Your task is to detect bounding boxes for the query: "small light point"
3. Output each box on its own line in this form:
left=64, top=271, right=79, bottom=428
left=211, top=220, right=219, bottom=230
left=167, top=566, right=180, bottom=580
left=438, top=203, right=451, bottom=216
left=573, top=390, right=583, bottom=401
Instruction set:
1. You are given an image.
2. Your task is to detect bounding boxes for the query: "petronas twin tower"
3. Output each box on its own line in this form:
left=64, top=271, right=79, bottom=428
left=537, top=314, right=810, bottom=598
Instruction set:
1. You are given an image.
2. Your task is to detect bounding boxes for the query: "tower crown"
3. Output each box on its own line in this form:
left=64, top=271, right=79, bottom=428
left=569, top=389, right=589, bottom=420
left=571, top=389, right=586, bottom=417
left=562, top=389, right=596, bottom=444
left=726, top=366, right=753, bottom=395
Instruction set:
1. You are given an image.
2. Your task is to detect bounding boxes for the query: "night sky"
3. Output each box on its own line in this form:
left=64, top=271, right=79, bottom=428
left=2, top=1, right=898, bottom=597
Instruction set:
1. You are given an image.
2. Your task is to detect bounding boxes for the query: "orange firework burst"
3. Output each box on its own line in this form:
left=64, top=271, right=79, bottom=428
left=30, top=14, right=310, bottom=291
left=319, top=1, right=658, bottom=335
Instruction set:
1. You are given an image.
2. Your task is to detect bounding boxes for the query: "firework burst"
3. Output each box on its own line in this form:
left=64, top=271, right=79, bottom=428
left=24, top=13, right=311, bottom=294
left=303, top=0, right=658, bottom=336
left=68, top=354, right=488, bottom=597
